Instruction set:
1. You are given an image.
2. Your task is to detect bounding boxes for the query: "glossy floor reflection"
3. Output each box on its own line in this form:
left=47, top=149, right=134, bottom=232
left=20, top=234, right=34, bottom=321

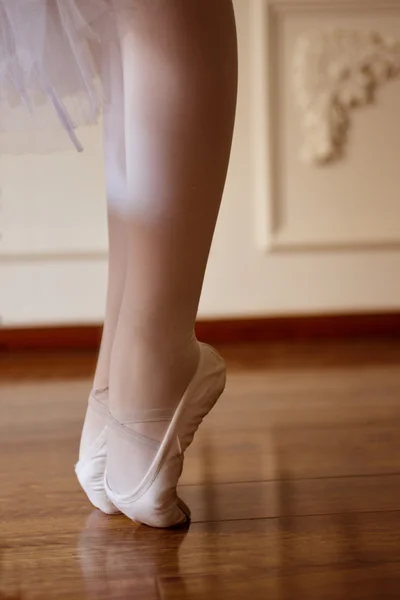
left=1, top=341, right=400, bottom=599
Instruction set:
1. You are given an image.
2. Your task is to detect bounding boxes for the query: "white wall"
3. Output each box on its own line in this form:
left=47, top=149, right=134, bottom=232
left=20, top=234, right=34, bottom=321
left=1, top=0, right=400, bottom=327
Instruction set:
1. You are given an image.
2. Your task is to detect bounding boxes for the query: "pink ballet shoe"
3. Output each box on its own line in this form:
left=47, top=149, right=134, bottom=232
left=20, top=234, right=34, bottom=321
left=75, top=392, right=120, bottom=515
left=104, top=343, right=226, bottom=528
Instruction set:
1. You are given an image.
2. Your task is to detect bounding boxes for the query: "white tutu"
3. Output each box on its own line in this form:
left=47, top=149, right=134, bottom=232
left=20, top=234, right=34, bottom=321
left=0, top=0, right=132, bottom=152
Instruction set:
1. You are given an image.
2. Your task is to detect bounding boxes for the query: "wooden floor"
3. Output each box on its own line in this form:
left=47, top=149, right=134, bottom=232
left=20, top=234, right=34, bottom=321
left=1, top=340, right=400, bottom=599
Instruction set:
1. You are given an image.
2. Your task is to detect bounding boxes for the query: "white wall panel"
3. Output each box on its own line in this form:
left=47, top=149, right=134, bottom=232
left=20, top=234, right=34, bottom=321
left=265, top=0, right=400, bottom=250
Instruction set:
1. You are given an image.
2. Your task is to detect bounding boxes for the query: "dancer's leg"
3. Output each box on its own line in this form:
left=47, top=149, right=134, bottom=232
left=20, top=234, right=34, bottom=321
left=76, top=40, right=127, bottom=513
left=106, top=0, right=237, bottom=525
left=92, top=35, right=128, bottom=395
left=79, top=35, right=128, bottom=462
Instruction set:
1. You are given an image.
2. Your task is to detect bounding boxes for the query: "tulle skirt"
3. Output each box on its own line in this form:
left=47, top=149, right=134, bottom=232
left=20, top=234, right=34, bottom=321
left=0, top=0, right=133, bottom=153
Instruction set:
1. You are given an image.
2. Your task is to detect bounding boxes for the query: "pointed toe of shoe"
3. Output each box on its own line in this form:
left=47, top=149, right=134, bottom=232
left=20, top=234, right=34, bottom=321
left=75, top=455, right=120, bottom=515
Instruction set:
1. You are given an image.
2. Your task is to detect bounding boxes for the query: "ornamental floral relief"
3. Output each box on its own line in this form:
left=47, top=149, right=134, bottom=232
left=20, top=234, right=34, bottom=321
left=293, top=30, right=400, bottom=165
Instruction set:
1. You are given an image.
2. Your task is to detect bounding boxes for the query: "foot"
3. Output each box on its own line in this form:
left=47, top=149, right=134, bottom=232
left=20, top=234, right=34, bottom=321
left=75, top=389, right=119, bottom=515
left=104, top=344, right=226, bottom=528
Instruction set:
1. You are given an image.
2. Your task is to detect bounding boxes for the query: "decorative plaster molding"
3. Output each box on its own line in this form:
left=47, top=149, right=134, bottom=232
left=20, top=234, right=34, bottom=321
left=294, top=30, right=400, bottom=164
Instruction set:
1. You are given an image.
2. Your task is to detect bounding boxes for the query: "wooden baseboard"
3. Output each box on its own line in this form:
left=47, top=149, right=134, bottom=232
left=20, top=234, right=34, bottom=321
left=1, top=313, right=400, bottom=352
left=196, top=313, right=400, bottom=344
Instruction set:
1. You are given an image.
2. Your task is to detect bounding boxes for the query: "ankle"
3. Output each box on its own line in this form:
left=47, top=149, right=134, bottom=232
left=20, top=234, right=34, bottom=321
left=110, top=333, right=200, bottom=418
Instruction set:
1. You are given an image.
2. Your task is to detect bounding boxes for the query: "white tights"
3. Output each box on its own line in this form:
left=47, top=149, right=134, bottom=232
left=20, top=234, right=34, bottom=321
left=82, top=0, right=237, bottom=497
